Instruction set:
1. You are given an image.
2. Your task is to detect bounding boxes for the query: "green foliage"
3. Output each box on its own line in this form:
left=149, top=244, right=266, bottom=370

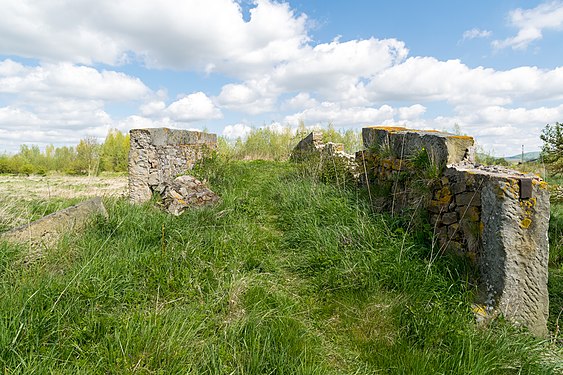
left=0, top=161, right=559, bottom=373
left=218, top=123, right=362, bottom=161
left=476, top=153, right=511, bottom=166
left=0, top=129, right=129, bottom=176
left=541, top=122, right=563, bottom=175
left=72, top=137, right=101, bottom=176
left=549, top=202, right=563, bottom=267
left=100, top=129, right=129, bottom=172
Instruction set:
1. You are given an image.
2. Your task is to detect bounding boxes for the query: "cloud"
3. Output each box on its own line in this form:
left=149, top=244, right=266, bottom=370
left=0, top=60, right=150, bottom=101
left=222, top=123, right=252, bottom=138
left=493, top=1, right=563, bottom=49
left=0, top=0, right=308, bottom=73
left=216, top=79, right=278, bottom=114
left=283, top=92, right=318, bottom=110
left=462, top=28, right=492, bottom=40
left=367, top=57, right=563, bottom=106
left=284, top=102, right=425, bottom=126
left=165, top=92, right=222, bottom=122
left=140, top=101, right=167, bottom=117
left=215, top=36, right=409, bottom=112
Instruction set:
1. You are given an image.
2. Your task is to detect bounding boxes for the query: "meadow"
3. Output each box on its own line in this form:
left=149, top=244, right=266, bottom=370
left=0, top=152, right=562, bottom=373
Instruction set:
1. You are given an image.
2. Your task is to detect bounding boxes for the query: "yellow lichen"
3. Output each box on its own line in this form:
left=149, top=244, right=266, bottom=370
left=434, top=186, right=452, bottom=205
left=450, top=135, right=474, bottom=141
left=365, top=125, right=411, bottom=132
left=520, top=217, right=532, bottom=229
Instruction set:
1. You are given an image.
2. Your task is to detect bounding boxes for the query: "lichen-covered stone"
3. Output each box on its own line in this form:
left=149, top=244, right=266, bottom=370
left=480, top=177, right=550, bottom=336
left=362, top=126, right=475, bottom=167
left=357, top=125, right=551, bottom=336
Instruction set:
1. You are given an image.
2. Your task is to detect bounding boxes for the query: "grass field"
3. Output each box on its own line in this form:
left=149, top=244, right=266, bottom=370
left=0, top=160, right=561, bottom=373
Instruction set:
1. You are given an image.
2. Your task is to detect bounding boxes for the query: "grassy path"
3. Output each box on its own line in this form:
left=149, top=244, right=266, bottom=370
left=0, top=160, right=560, bottom=374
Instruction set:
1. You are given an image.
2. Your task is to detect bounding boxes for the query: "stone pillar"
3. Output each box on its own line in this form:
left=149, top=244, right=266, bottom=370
left=128, top=128, right=217, bottom=203
left=480, top=174, right=550, bottom=336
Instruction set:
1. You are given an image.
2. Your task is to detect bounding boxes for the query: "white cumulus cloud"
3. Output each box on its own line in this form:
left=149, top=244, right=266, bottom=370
left=493, top=1, right=563, bottom=49
left=222, top=123, right=252, bottom=139
left=166, top=92, right=222, bottom=122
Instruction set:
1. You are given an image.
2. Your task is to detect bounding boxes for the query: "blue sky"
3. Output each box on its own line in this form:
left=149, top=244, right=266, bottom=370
left=1, top=0, right=563, bottom=156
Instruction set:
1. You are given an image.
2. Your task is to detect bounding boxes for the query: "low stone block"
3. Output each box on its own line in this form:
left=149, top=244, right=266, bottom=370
left=1, top=197, right=108, bottom=256
left=362, top=126, right=475, bottom=167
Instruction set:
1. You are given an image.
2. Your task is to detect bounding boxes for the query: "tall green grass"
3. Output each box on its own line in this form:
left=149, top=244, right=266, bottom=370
left=0, top=159, right=560, bottom=373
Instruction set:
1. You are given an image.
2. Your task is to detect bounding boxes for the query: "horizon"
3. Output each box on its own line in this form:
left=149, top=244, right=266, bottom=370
left=1, top=0, right=563, bottom=157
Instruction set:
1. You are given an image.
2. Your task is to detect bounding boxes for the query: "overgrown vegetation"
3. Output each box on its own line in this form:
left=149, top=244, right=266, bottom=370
left=218, top=123, right=361, bottom=161
left=1, top=124, right=562, bottom=372
left=541, top=121, right=563, bottom=175
left=1, top=159, right=560, bottom=373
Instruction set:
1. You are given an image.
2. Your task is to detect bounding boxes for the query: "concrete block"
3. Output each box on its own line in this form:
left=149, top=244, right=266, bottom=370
left=362, top=126, right=475, bottom=167
left=2, top=197, right=107, bottom=255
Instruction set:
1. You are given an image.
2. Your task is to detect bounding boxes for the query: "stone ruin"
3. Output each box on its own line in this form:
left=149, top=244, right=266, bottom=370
left=290, top=131, right=357, bottom=179
left=128, top=128, right=219, bottom=213
left=290, top=131, right=355, bottom=163
left=294, top=127, right=550, bottom=336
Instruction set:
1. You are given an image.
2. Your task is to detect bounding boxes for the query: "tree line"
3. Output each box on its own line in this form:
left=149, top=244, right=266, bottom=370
left=0, top=129, right=129, bottom=176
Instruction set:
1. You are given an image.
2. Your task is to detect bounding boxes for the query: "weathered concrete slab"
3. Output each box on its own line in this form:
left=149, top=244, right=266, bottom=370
left=1, top=197, right=108, bottom=251
left=362, top=126, right=475, bottom=166
left=128, top=128, right=217, bottom=203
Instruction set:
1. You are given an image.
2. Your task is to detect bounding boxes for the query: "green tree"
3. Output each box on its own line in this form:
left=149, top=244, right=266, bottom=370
left=540, top=122, right=563, bottom=174
left=100, top=129, right=129, bottom=172
left=54, top=146, right=77, bottom=172
left=73, top=137, right=101, bottom=175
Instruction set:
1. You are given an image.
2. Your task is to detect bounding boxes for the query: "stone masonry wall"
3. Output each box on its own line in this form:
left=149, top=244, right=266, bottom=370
left=355, top=126, right=550, bottom=336
left=128, top=128, right=217, bottom=203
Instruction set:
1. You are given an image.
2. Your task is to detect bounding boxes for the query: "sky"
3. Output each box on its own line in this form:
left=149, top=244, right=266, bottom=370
left=1, top=0, right=563, bottom=156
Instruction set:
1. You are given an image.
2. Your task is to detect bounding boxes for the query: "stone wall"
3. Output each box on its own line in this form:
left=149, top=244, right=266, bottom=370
left=294, top=126, right=550, bottom=336
left=357, top=126, right=550, bottom=336
left=290, top=131, right=357, bottom=180
left=128, top=128, right=217, bottom=203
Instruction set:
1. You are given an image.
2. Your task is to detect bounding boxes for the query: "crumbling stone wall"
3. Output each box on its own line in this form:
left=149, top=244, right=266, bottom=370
left=128, top=128, right=217, bottom=203
left=290, top=131, right=357, bottom=181
left=356, top=126, right=550, bottom=336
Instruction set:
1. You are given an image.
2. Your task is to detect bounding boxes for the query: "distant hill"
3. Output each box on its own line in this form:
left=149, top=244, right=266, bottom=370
left=504, top=151, right=541, bottom=163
